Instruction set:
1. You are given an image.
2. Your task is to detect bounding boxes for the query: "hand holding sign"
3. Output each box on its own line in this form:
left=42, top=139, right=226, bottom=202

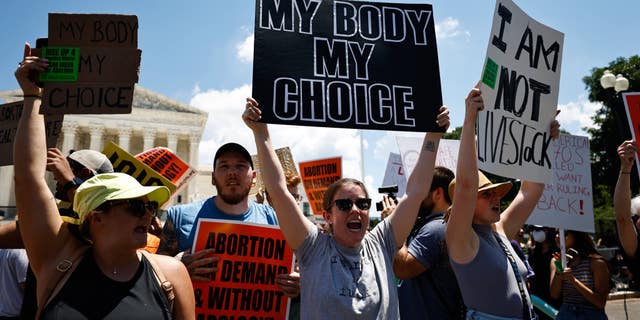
left=243, top=97, right=268, bottom=134
left=617, top=140, right=637, bottom=173
left=180, top=248, right=219, bottom=282
left=465, top=83, right=485, bottom=116
left=15, top=43, right=48, bottom=96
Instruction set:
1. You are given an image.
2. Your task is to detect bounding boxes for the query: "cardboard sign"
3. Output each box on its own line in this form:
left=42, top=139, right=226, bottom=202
left=299, top=157, right=342, bottom=215
left=102, top=141, right=177, bottom=198
left=478, top=0, right=563, bottom=183
left=252, top=0, right=443, bottom=132
left=251, top=147, right=299, bottom=195
left=528, top=134, right=594, bottom=233
left=382, top=153, right=407, bottom=197
left=192, top=219, right=294, bottom=320
left=40, top=13, right=140, bottom=115
left=396, top=136, right=460, bottom=176
left=135, top=147, right=197, bottom=197
left=0, top=101, right=64, bottom=166
left=623, top=92, right=640, bottom=179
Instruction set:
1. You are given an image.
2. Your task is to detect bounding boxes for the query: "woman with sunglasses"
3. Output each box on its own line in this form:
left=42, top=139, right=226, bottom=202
left=13, top=43, right=195, bottom=319
left=446, top=85, right=560, bottom=319
left=243, top=97, right=449, bottom=319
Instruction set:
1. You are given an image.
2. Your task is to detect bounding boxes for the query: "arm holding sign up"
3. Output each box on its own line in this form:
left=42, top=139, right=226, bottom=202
left=244, top=98, right=316, bottom=249
left=614, top=140, right=639, bottom=258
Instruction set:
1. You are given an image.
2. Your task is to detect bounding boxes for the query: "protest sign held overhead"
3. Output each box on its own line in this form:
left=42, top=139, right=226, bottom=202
left=102, top=141, right=177, bottom=201
left=623, top=92, right=640, bottom=179
left=396, top=136, right=459, bottom=176
left=135, top=147, right=197, bottom=197
left=382, top=153, right=407, bottom=197
left=479, top=0, right=563, bottom=183
left=253, top=0, right=443, bottom=132
left=192, top=219, right=294, bottom=320
left=39, top=13, right=141, bottom=115
left=299, top=157, right=342, bottom=215
left=0, top=101, right=63, bottom=166
left=528, top=134, right=594, bottom=233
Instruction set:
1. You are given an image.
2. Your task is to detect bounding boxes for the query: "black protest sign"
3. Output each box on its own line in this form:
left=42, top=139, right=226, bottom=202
left=39, top=13, right=141, bottom=115
left=0, top=101, right=63, bottom=167
left=252, top=0, right=443, bottom=133
left=478, top=0, right=563, bottom=183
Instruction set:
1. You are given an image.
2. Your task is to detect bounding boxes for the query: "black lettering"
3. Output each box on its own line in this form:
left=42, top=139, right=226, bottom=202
left=492, top=3, right=512, bottom=52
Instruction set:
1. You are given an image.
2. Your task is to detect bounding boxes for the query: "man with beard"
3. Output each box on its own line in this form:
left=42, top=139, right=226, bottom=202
left=393, top=166, right=465, bottom=320
left=158, top=143, right=278, bottom=281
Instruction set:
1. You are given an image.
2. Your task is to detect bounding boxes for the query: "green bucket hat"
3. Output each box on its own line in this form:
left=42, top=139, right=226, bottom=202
left=68, top=172, right=170, bottom=225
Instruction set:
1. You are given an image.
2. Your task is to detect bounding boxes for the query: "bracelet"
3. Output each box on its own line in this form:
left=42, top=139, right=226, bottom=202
left=23, top=94, right=42, bottom=99
left=621, top=171, right=632, bottom=174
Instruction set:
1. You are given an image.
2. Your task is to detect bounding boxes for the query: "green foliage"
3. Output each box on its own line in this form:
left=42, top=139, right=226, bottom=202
left=443, top=126, right=462, bottom=140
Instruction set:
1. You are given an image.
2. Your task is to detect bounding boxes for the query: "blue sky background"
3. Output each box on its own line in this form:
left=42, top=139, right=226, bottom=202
left=1, top=1, right=638, bottom=216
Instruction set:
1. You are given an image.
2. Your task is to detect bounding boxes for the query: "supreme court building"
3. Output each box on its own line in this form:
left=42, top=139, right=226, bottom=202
left=0, top=85, right=208, bottom=218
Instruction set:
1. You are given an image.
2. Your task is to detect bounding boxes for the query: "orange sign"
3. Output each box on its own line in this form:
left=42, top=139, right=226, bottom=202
left=299, top=157, right=342, bottom=215
left=192, top=219, right=294, bottom=320
left=623, top=92, right=640, bottom=178
left=135, top=147, right=196, bottom=196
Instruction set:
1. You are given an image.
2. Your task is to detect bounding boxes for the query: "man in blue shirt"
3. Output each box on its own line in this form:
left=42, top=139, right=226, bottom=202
left=393, top=166, right=465, bottom=320
left=158, top=142, right=278, bottom=281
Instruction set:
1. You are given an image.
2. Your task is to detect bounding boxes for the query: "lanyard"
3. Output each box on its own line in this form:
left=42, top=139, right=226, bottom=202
left=492, top=233, right=534, bottom=320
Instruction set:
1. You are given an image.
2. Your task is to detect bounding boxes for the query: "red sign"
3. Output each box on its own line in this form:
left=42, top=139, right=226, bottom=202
left=623, top=92, right=640, bottom=179
left=299, top=157, right=342, bottom=216
left=192, top=219, right=294, bottom=320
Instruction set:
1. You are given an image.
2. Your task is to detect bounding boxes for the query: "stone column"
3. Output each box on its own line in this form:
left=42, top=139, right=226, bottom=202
left=167, top=132, right=179, bottom=153
left=187, top=132, right=201, bottom=201
left=118, top=127, right=133, bottom=152
left=142, top=128, right=157, bottom=151
left=61, top=123, right=78, bottom=153
left=88, top=125, right=104, bottom=151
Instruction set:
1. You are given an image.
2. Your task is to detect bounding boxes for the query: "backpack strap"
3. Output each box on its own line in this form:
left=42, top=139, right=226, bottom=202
left=141, top=250, right=175, bottom=313
left=36, top=244, right=90, bottom=319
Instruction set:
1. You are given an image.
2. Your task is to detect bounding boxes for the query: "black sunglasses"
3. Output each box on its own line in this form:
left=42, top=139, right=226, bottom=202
left=333, top=198, right=372, bottom=211
left=99, top=199, right=159, bottom=218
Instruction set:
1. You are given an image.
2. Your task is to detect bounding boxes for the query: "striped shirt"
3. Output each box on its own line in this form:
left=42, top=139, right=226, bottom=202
left=562, top=258, right=596, bottom=306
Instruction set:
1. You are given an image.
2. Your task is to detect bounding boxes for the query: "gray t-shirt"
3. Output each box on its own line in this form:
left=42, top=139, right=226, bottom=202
left=0, top=248, right=28, bottom=317
left=450, top=224, right=532, bottom=318
left=296, top=219, right=398, bottom=320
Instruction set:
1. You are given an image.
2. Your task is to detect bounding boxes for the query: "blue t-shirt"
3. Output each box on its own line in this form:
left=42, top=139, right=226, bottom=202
left=398, top=212, right=463, bottom=320
left=166, top=197, right=278, bottom=252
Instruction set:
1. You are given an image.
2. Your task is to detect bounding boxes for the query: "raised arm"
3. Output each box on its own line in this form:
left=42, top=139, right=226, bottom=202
left=243, top=98, right=315, bottom=250
left=13, top=43, right=65, bottom=273
left=614, top=140, right=639, bottom=258
left=388, top=106, right=448, bottom=247
left=497, top=115, right=560, bottom=239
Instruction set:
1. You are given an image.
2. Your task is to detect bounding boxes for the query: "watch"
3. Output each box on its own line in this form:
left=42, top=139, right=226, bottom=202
left=62, top=177, right=84, bottom=195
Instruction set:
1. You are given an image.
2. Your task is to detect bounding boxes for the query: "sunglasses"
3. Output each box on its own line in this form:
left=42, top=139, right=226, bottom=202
left=333, top=198, right=372, bottom=211
left=100, top=199, right=159, bottom=218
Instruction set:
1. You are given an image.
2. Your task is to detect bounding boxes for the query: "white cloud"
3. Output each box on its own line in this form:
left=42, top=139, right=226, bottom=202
left=556, top=96, right=603, bottom=136
left=190, top=84, right=364, bottom=180
left=236, top=33, right=254, bottom=63
left=435, top=17, right=471, bottom=41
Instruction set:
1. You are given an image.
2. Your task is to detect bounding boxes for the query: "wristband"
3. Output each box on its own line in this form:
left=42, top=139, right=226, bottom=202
left=621, top=171, right=631, bottom=174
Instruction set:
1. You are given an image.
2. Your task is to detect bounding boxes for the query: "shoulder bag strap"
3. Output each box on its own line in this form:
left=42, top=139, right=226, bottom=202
left=141, top=250, right=175, bottom=313
left=492, top=232, right=534, bottom=320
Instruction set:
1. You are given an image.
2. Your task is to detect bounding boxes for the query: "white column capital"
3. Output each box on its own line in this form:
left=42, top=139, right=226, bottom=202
left=142, top=128, right=157, bottom=151
left=88, top=124, right=105, bottom=151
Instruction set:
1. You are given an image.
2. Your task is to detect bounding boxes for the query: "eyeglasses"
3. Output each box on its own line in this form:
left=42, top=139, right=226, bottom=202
left=100, top=199, right=159, bottom=218
left=333, top=198, right=372, bottom=211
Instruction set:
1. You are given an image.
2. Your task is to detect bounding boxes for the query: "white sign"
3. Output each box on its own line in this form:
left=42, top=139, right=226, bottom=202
left=382, top=153, right=407, bottom=197
left=478, top=0, right=563, bottom=183
left=396, top=136, right=460, bottom=176
left=527, top=134, right=594, bottom=233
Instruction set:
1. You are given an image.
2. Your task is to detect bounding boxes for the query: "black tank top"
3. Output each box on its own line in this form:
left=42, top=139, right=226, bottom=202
left=40, top=249, right=171, bottom=319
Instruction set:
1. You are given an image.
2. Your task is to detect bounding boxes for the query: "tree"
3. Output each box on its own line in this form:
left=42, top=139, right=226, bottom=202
left=583, top=55, right=640, bottom=242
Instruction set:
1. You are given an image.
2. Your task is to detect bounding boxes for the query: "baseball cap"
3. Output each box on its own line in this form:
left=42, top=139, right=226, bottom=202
left=69, top=173, right=170, bottom=225
left=213, top=142, right=253, bottom=168
left=68, top=150, right=114, bottom=175
left=448, top=171, right=513, bottom=201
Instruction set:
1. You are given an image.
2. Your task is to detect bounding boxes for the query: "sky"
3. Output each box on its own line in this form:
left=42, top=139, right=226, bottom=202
left=1, top=0, right=639, bottom=217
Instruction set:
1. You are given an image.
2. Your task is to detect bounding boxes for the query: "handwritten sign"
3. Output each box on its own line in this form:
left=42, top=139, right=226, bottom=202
left=0, top=101, right=64, bottom=166
left=396, top=136, right=460, bottom=176
left=102, top=141, right=177, bottom=200
left=528, top=134, right=594, bottom=233
left=382, top=153, right=407, bottom=197
left=299, top=157, right=342, bottom=215
left=192, top=219, right=294, bottom=320
left=623, top=92, right=640, bottom=179
left=40, top=13, right=141, bottom=114
left=135, top=147, right=197, bottom=197
left=251, top=146, right=299, bottom=195
left=252, top=0, right=443, bottom=132
left=478, top=0, right=563, bottom=183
